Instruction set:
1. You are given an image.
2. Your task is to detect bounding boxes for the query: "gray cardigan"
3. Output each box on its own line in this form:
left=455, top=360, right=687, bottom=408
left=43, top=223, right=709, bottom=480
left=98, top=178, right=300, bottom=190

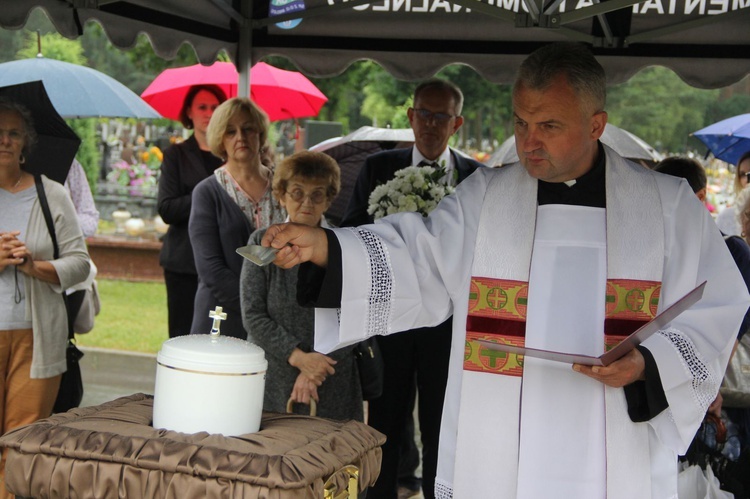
left=241, top=227, right=363, bottom=421
left=24, top=176, right=90, bottom=378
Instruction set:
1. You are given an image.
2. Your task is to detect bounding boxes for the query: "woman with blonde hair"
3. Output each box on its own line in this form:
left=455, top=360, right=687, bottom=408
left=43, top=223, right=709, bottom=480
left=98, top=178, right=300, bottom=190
left=716, top=151, right=750, bottom=236
left=241, top=151, right=363, bottom=421
left=188, top=97, right=285, bottom=338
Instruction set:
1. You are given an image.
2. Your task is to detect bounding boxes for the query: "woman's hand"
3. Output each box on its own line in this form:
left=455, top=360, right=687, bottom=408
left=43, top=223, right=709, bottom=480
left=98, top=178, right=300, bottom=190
left=0, top=232, right=60, bottom=284
left=290, top=372, right=320, bottom=404
left=0, top=231, right=25, bottom=272
left=288, top=348, right=336, bottom=386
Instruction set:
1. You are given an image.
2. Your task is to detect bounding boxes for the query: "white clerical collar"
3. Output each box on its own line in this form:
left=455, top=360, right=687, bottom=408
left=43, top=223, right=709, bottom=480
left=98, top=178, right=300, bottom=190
left=563, top=179, right=577, bottom=187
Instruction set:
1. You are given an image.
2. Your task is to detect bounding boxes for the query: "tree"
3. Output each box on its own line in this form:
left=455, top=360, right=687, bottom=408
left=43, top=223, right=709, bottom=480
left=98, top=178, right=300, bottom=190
left=607, top=67, right=719, bottom=153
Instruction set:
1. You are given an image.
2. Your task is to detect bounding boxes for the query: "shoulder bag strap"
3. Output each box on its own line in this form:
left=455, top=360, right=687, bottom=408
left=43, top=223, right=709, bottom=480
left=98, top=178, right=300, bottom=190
left=34, top=175, right=74, bottom=340
left=34, top=175, right=59, bottom=259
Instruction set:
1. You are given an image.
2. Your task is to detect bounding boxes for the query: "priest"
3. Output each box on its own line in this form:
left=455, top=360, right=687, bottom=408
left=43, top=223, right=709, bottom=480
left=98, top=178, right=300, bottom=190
left=262, top=43, right=750, bottom=498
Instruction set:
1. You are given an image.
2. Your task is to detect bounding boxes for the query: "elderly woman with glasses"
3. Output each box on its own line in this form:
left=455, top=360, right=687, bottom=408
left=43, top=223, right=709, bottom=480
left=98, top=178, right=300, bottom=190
left=188, top=97, right=285, bottom=339
left=717, top=151, right=750, bottom=236
left=240, top=151, right=363, bottom=421
left=0, top=99, right=89, bottom=493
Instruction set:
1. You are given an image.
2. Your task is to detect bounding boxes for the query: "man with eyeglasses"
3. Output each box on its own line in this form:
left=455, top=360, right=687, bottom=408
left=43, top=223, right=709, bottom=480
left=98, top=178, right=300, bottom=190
left=340, top=78, right=483, bottom=499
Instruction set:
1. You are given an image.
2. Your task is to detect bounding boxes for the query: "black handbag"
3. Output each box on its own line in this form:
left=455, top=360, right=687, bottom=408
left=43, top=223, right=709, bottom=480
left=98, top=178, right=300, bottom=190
left=35, top=175, right=85, bottom=413
left=353, top=337, right=384, bottom=401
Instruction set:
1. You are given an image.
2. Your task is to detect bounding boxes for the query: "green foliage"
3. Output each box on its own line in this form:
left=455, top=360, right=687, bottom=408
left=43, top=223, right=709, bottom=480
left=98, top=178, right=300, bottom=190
left=607, top=67, right=719, bottom=153
left=66, top=119, right=101, bottom=190
left=18, top=31, right=86, bottom=64
left=436, top=65, right=513, bottom=150
left=706, top=93, right=750, bottom=126
left=76, top=279, right=167, bottom=354
left=361, top=64, right=413, bottom=129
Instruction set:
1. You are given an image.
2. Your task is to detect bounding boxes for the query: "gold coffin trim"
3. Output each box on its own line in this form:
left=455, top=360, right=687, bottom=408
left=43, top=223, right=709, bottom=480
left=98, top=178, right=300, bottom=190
left=324, top=464, right=360, bottom=499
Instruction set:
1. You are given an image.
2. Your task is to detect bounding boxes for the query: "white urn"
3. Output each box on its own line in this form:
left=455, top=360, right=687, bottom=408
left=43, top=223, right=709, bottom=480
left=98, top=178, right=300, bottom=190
left=152, top=307, right=268, bottom=436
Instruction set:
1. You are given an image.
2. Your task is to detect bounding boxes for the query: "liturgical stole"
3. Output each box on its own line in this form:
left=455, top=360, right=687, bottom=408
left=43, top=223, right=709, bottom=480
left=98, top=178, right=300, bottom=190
left=453, top=158, right=665, bottom=498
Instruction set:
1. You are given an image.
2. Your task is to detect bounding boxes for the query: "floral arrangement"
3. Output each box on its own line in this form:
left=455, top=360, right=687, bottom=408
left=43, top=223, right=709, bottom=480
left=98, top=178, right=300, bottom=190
left=367, top=163, right=455, bottom=220
left=106, top=145, right=163, bottom=196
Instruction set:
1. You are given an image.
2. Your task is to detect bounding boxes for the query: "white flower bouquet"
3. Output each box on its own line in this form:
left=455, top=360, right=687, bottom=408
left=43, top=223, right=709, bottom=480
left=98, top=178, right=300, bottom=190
left=367, top=164, right=455, bottom=220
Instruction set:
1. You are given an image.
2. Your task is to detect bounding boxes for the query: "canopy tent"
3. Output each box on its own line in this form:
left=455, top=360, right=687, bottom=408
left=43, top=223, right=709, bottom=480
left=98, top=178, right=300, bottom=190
left=1, top=0, right=748, bottom=90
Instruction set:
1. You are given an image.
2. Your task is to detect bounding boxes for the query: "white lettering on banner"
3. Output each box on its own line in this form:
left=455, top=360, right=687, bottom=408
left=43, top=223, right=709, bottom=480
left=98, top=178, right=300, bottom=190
left=432, top=0, right=455, bottom=11
left=502, top=0, right=522, bottom=12
left=685, top=0, right=704, bottom=14
left=637, top=0, right=666, bottom=14
left=708, top=0, right=728, bottom=13
left=335, top=0, right=748, bottom=14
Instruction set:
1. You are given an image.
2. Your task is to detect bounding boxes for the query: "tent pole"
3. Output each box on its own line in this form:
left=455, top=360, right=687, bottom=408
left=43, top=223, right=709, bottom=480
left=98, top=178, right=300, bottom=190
left=237, top=0, right=252, bottom=98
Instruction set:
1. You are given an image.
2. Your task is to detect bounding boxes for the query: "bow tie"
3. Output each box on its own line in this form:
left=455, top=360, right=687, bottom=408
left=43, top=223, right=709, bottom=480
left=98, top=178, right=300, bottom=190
left=418, top=160, right=439, bottom=167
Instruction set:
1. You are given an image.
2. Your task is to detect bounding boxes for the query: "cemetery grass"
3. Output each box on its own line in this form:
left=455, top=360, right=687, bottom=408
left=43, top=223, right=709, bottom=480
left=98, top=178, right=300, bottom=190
left=75, top=279, right=167, bottom=354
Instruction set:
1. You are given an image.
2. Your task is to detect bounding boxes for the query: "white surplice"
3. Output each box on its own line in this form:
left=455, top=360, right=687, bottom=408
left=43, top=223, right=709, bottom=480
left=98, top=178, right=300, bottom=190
left=314, top=146, right=750, bottom=498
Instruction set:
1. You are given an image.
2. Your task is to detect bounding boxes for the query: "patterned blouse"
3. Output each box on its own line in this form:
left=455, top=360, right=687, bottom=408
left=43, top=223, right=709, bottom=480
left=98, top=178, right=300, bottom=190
left=213, top=166, right=285, bottom=229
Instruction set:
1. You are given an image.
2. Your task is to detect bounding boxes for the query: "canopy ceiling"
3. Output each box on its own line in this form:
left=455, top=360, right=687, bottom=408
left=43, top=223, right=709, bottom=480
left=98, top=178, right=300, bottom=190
left=2, top=0, right=749, bottom=89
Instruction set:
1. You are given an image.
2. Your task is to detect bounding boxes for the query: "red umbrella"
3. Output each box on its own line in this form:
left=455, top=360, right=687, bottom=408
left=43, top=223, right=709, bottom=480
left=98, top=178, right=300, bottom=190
left=140, top=61, right=327, bottom=122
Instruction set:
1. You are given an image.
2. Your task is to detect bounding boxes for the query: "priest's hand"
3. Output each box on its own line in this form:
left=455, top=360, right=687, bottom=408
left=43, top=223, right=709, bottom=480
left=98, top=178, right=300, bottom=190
left=262, top=222, right=329, bottom=269
left=572, top=349, right=646, bottom=388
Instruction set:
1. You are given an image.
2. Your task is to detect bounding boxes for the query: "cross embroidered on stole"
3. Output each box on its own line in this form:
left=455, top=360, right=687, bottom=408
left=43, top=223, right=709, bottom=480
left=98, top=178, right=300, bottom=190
left=464, top=277, right=661, bottom=376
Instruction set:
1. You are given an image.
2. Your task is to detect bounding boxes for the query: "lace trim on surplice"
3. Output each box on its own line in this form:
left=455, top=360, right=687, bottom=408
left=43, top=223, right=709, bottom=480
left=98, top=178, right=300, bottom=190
left=658, top=326, right=718, bottom=413
left=435, top=478, right=453, bottom=499
left=347, top=227, right=393, bottom=338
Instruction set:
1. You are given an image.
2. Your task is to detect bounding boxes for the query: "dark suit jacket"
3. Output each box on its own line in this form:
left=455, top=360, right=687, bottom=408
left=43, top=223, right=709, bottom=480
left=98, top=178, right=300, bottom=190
left=340, top=146, right=484, bottom=227
left=157, top=135, right=223, bottom=273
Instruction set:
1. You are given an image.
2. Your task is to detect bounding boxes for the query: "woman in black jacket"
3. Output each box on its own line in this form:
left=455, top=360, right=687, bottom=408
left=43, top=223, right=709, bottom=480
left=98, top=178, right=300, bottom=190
left=157, top=85, right=226, bottom=338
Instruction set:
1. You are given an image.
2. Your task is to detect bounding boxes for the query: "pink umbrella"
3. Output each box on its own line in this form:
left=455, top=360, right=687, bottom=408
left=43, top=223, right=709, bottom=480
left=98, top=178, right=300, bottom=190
left=141, top=61, right=327, bottom=122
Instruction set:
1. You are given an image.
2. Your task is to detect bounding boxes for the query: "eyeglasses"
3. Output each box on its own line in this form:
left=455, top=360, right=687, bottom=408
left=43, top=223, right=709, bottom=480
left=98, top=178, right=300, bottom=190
left=412, top=108, right=456, bottom=124
left=287, top=188, right=327, bottom=204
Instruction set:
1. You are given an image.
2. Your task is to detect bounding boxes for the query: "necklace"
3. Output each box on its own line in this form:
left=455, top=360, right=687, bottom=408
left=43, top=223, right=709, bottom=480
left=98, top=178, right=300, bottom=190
left=3, top=173, right=22, bottom=191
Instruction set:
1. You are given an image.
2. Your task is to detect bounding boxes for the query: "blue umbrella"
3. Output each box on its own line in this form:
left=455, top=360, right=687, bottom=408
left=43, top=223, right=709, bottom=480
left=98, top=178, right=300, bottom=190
left=693, top=114, right=750, bottom=166
left=0, top=56, right=160, bottom=119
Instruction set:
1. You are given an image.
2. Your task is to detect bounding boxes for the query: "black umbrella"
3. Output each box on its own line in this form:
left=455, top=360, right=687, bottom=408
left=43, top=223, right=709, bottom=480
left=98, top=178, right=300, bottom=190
left=309, top=126, right=415, bottom=224
left=0, top=81, right=81, bottom=184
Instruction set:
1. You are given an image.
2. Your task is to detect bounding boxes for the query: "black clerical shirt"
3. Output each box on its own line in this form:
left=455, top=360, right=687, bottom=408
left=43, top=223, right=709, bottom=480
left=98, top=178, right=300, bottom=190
left=297, top=142, right=668, bottom=422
